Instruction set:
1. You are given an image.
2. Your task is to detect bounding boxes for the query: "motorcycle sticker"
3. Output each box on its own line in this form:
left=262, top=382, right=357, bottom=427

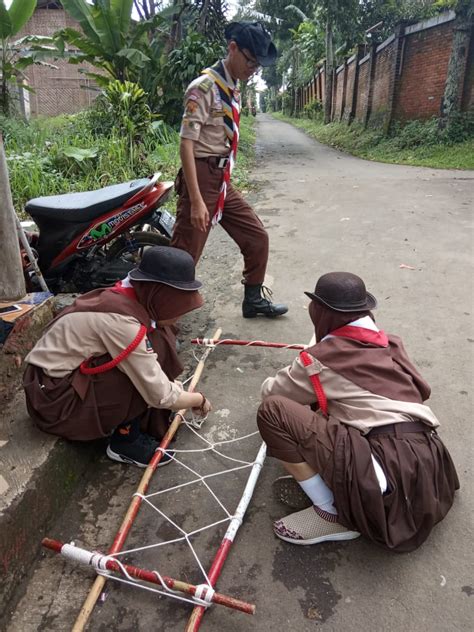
left=76, top=203, right=146, bottom=250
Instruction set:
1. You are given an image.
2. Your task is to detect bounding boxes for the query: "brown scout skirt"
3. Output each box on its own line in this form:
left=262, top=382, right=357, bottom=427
left=23, top=358, right=172, bottom=442
left=258, top=395, right=459, bottom=553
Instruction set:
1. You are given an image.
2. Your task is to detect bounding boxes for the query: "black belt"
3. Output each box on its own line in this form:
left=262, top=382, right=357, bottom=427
left=196, top=156, right=229, bottom=168
left=368, top=420, right=430, bottom=437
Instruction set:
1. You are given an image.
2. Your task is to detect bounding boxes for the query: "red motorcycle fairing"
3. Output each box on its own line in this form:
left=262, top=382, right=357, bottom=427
left=50, top=179, right=173, bottom=269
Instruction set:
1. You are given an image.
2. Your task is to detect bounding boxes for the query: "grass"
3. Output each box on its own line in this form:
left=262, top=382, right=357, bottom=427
left=3, top=111, right=256, bottom=218
left=272, top=113, right=474, bottom=170
left=232, top=114, right=256, bottom=191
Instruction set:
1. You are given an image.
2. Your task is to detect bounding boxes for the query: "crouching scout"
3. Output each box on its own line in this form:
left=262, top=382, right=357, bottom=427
left=23, top=247, right=212, bottom=468
left=257, top=272, right=459, bottom=552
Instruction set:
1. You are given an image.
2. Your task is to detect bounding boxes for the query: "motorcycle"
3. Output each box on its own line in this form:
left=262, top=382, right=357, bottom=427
left=21, top=172, right=175, bottom=293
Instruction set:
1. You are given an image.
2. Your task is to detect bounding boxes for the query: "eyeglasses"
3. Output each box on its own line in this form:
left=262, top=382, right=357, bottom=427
left=238, top=47, right=260, bottom=70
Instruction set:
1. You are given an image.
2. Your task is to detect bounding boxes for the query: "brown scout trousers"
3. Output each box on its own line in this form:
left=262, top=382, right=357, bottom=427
left=170, top=158, right=269, bottom=285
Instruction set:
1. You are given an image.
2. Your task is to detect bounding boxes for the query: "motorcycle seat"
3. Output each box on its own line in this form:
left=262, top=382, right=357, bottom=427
left=25, top=178, right=151, bottom=223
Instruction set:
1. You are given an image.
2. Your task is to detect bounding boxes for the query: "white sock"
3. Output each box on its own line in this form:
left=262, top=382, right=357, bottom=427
left=298, top=474, right=337, bottom=515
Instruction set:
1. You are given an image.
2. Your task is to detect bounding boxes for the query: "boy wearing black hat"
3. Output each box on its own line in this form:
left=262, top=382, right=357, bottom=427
left=170, top=21, right=288, bottom=319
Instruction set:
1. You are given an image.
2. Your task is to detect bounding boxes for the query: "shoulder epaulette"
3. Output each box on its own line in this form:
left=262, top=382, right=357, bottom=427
left=198, top=77, right=213, bottom=93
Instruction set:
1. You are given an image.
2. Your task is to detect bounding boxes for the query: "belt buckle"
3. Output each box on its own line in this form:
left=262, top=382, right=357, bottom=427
left=217, top=157, right=228, bottom=168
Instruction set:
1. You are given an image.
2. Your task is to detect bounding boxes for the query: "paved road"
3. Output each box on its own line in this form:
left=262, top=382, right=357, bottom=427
left=7, top=114, right=473, bottom=631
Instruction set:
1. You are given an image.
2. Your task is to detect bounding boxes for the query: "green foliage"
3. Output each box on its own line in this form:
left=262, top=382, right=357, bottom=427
left=303, top=98, right=323, bottom=120
left=157, top=31, right=225, bottom=125
left=273, top=112, right=474, bottom=170
left=57, top=0, right=161, bottom=83
left=281, top=91, right=292, bottom=116
left=0, top=0, right=58, bottom=116
left=104, top=79, right=152, bottom=141
left=3, top=101, right=258, bottom=216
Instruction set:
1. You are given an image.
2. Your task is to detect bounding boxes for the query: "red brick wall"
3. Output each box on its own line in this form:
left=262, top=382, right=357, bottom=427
left=355, top=59, right=369, bottom=122
left=342, top=59, right=356, bottom=120
left=18, top=7, right=99, bottom=117
left=394, top=21, right=454, bottom=121
left=369, top=40, right=395, bottom=127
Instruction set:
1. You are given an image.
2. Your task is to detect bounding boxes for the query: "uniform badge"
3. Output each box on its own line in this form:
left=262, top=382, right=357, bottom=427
left=145, top=338, right=154, bottom=353
left=212, top=84, right=222, bottom=108
left=198, top=78, right=213, bottom=93
left=187, top=88, right=201, bottom=102
left=211, top=109, right=225, bottom=118
left=185, top=99, right=199, bottom=114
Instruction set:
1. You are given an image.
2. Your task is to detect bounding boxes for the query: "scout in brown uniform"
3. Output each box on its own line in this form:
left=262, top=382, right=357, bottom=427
left=257, top=272, right=459, bottom=552
left=23, top=247, right=212, bottom=468
left=170, top=21, right=288, bottom=319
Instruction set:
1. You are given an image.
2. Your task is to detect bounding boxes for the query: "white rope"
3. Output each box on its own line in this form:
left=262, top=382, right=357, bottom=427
left=197, top=338, right=303, bottom=350
left=91, top=402, right=263, bottom=612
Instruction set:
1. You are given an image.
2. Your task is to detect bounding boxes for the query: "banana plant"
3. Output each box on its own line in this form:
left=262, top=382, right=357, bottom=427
left=55, top=0, right=163, bottom=86
left=0, top=0, right=57, bottom=116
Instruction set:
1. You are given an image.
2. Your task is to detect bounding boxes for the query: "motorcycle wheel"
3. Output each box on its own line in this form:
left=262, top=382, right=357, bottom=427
left=106, top=231, right=170, bottom=264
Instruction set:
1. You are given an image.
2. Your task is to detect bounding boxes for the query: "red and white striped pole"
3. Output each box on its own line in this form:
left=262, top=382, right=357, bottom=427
left=192, top=338, right=306, bottom=350
left=185, top=442, right=267, bottom=631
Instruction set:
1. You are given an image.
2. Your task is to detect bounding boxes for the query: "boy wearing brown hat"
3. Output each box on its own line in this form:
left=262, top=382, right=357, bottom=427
left=170, top=21, right=288, bottom=319
left=257, top=272, right=459, bottom=552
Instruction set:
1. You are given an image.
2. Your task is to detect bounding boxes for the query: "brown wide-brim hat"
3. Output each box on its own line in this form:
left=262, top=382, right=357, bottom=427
left=305, top=271, right=377, bottom=313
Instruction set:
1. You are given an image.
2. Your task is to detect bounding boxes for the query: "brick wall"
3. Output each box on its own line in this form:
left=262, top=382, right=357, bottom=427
left=394, top=20, right=454, bottom=121
left=18, top=6, right=99, bottom=117
left=355, top=59, right=369, bottom=122
left=342, top=58, right=356, bottom=121
left=299, top=10, right=472, bottom=129
left=370, top=39, right=395, bottom=127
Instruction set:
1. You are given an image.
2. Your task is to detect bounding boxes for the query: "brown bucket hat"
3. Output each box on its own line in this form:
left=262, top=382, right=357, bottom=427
left=305, top=272, right=377, bottom=313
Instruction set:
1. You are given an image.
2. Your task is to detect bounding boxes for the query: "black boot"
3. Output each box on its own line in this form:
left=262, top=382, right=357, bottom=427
left=242, top=284, right=288, bottom=318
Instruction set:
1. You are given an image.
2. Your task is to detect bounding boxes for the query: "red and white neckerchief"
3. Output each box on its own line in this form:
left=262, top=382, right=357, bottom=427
left=324, top=316, right=389, bottom=347
left=202, top=62, right=241, bottom=225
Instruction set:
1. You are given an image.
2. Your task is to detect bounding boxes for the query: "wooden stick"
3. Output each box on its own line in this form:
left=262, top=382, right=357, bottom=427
left=71, top=328, right=222, bottom=632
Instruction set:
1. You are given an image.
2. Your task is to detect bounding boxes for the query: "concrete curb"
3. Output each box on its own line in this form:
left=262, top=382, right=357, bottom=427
left=0, top=296, right=99, bottom=617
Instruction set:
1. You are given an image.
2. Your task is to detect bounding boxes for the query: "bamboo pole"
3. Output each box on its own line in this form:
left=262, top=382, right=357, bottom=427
left=192, top=338, right=306, bottom=350
left=42, top=539, right=255, bottom=615
left=71, top=328, right=222, bottom=632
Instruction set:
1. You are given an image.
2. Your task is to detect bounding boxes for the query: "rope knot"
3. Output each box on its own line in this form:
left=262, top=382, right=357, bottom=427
left=194, top=584, right=215, bottom=606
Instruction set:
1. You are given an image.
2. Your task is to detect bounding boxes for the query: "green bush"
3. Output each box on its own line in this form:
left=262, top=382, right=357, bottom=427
left=303, top=99, right=323, bottom=120
left=389, top=119, right=440, bottom=149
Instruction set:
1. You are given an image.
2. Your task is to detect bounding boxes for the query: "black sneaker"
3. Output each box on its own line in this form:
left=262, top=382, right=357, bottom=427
left=106, top=432, right=174, bottom=468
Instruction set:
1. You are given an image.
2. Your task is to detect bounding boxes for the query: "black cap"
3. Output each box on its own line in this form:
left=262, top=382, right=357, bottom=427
left=129, top=246, right=202, bottom=291
left=304, top=272, right=377, bottom=313
left=225, top=21, right=277, bottom=67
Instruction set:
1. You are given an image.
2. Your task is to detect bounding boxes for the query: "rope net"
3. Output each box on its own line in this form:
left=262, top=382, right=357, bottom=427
left=95, top=412, right=263, bottom=611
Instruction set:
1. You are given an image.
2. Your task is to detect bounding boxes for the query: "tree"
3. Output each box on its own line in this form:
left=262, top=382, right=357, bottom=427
left=56, top=0, right=158, bottom=85
left=440, top=0, right=474, bottom=128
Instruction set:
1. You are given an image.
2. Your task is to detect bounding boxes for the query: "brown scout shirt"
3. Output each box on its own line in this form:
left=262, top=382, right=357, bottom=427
left=25, top=312, right=183, bottom=410
left=261, top=355, right=440, bottom=434
left=179, top=61, right=236, bottom=158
